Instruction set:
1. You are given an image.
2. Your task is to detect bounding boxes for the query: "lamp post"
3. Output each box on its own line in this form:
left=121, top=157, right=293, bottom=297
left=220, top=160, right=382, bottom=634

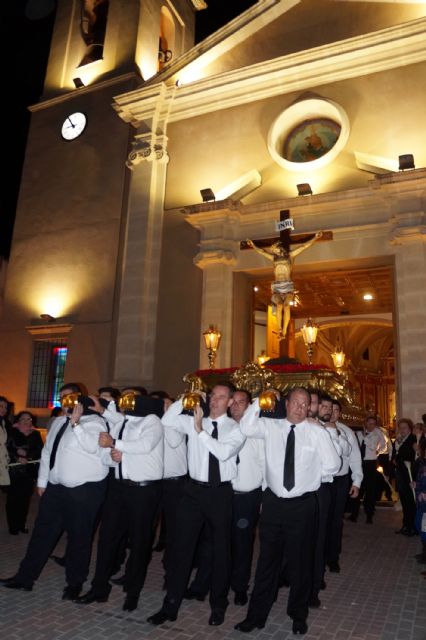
left=300, top=318, right=318, bottom=365
left=203, top=325, right=221, bottom=369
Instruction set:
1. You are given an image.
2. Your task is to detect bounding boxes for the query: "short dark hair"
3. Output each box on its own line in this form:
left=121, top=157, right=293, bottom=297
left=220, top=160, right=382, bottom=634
left=319, top=392, right=333, bottom=404
left=307, top=387, right=320, bottom=399
left=365, top=414, right=377, bottom=425
left=59, top=382, right=83, bottom=394
left=234, top=388, right=252, bottom=403
left=332, top=399, right=342, bottom=411
left=122, top=386, right=147, bottom=396
left=422, top=413, right=426, bottom=425
left=98, top=386, right=121, bottom=401
left=0, top=395, right=9, bottom=405
left=149, top=390, right=170, bottom=399
left=211, top=382, right=236, bottom=397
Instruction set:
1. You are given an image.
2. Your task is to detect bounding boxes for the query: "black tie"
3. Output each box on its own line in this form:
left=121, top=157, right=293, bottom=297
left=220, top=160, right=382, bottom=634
left=49, top=417, right=70, bottom=470
left=117, top=418, right=128, bottom=480
left=360, top=439, right=366, bottom=460
left=208, top=421, right=221, bottom=486
left=283, top=424, right=296, bottom=491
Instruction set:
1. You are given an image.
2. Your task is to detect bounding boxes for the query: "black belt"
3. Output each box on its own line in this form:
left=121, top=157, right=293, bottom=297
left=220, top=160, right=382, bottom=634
left=117, top=479, right=161, bottom=487
left=189, top=478, right=231, bottom=488
left=163, top=474, right=187, bottom=481
left=233, top=486, right=262, bottom=495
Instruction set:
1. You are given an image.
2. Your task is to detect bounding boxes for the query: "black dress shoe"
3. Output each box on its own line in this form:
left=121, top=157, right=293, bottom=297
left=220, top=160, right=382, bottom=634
left=0, top=577, right=33, bottom=591
left=8, top=529, right=19, bottom=535
left=308, top=596, right=321, bottom=608
left=146, top=610, right=177, bottom=625
left=209, top=610, right=225, bottom=626
left=328, top=561, right=340, bottom=573
left=320, top=579, right=327, bottom=590
left=348, top=514, right=357, bottom=523
left=20, top=527, right=29, bottom=534
left=123, top=595, right=138, bottom=611
left=50, top=555, right=66, bottom=567
left=111, top=574, right=125, bottom=586
left=75, top=588, right=110, bottom=604
left=234, top=618, right=265, bottom=633
left=62, top=584, right=82, bottom=600
left=184, top=587, right=206, bottom=601
left=395, top=527, right=408, bottom=535
left=293, top=620, right=308, bottom=635
left=234, top=590, right=248, bottom=606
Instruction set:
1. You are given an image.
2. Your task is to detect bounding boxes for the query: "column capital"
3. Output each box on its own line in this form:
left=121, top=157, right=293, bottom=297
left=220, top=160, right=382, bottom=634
left=126, top=133, right=169, bottom=170
left=194, top=249, right=236, bottom=269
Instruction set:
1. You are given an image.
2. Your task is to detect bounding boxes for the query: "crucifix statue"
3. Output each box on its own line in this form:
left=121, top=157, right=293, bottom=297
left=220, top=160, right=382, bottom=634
left=246, top=211, right=323, bottom=340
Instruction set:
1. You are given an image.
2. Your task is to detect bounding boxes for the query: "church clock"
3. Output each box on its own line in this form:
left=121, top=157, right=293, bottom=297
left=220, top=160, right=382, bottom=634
left=61, top=112, right=87, bottom=140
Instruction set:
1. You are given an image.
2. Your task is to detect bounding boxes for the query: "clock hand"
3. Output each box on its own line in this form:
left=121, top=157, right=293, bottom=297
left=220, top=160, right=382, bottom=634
left=67, top=117, right=75, bottom=128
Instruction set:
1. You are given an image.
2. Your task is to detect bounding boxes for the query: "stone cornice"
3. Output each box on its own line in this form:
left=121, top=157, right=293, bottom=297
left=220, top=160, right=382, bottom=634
left=113, top=17, right=426, bottom=126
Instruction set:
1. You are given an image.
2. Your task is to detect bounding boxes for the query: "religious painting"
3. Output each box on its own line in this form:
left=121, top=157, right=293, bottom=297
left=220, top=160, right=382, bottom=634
left=283, top=118, right=341, bottom=163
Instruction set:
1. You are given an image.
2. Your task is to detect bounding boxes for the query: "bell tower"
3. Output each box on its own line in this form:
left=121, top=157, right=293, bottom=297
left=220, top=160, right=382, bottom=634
left=43, top=0, right=198, bottom=98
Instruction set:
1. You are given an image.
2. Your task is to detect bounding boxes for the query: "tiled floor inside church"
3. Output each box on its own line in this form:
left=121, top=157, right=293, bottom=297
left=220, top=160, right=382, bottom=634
left=1, top=496, right=425, bottom=640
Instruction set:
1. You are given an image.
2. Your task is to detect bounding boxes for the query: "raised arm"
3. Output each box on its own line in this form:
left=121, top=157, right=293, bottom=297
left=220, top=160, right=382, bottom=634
left=246, top=239, right=274, bottom=262
left=290, top=231, right=322, bottom=259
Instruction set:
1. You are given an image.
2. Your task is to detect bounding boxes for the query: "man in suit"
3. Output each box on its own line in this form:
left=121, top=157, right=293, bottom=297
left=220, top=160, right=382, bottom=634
left=147, top=383, right=245, bottom=627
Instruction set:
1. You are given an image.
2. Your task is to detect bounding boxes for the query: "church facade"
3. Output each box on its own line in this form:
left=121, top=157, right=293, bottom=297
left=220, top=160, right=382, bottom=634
left=1, top=0, right=426, bottom=421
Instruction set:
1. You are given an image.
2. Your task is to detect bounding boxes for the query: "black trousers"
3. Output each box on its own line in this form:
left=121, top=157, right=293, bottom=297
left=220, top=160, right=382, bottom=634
left=352, top=461, right=379, bottom=518
left=395, top=467, right=416, bottom=530
left=91, top=479, right=162, bottom=598
left=325, top=474, right=350, bottom=566
left=16, top=480, right=106, bottom=587
left=311, top=483, right=331, bottom=599
left=6, top=474, right=36, bottom=532
left=189, top=486, right=262, bottom=595
left=162, top=476, right=187, bottom=584
left=163, top=481, right=233, bottom=616
left=247, top=488, right=317, bottom=625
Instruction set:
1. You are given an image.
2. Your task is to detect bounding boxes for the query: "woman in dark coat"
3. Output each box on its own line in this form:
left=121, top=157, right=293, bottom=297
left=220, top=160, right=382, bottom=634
left=392, top=418, right=417, bottom=536
left=6, top=411, right=43, bottom=534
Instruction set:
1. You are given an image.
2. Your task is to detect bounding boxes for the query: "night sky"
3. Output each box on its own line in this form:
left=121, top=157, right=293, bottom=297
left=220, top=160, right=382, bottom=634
left=0, top=0, right=256, bottom=258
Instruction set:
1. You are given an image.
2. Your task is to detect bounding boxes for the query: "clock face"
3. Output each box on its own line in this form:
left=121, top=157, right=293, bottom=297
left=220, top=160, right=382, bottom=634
left=61, top=112, right=87, bottom=140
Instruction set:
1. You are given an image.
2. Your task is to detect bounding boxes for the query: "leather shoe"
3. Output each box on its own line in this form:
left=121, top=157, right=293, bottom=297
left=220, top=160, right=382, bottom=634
left=123, top=595, right=138, bottom=611
left=234, top=618, right=265, bottom=633
left=184, top=587, right=206, bottom=601
left=308, top=596, right=321, bottom=608
left=0, top=577, right=33, bottom=591
left=62, top=584, right=82, bottom=600
left=75, top=588, right=110, bottom=604
left=395, top=527, right=408, bottom=535
left=234, top=590, right=248, bottom=606
left=20, top=527, right=29, bottom=534
left=328, top=561, right=340, bottom=572
left=209, top=610, right=225, bottom=626
left=293, top=620, right=308, bottom=635
left=50, top=555, right=66, bottom=567
left=146, top=610, right=177, bottom=625
left=111, top=574, right=125, bottom=586
left=348, top=514, right=357, bottom=522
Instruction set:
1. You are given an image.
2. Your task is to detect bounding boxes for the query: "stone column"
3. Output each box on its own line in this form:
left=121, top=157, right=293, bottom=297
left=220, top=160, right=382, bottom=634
left=391, top=217, right=426, bottom=422
left=194, top=250, right=236, bottom=369
left=113, top=132, right=169, bottom=386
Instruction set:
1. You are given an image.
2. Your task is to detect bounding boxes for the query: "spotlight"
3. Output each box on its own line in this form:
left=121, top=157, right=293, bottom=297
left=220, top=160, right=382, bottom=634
left=40, top=313, right=56, bottom=323
left=297, top=183, right=313, bottom=196
left=363, top=293, right=373, bottom=301
left=398, top=154, right=415, bottom=171
left=73, top=77, right=85, bottom=88
left=200, top=188, right=215, bottom=203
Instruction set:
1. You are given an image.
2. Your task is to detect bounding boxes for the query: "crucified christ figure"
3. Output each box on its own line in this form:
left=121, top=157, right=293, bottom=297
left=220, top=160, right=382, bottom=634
left=247, top=231, right=323, bottom=340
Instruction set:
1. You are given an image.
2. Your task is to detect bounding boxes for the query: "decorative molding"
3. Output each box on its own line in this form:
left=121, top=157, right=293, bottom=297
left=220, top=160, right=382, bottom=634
left=193, top=249, right=237, bottom=269
left=26, top=323, right=73, bottom=337
left=113, top=18, right=426, bottom=126
left=126, top=133, right=169, bottom=169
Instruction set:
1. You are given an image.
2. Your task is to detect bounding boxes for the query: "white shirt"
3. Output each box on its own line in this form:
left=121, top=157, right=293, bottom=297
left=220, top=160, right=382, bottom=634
left=357, top=428, right=388, bottom=461
left=103, top=402, right=125, bottom=429
left=38, top=414, right=109, bottom=489
left=110, top=414, right=163, bottom=482
left=163, top=425, right=188, bottom=479
left=232, top=437, right=265, bottom=493
left=162, top=399, right=245, bottom=483
left=240, top=399, right=341, bottom=499
left=335, top=421, right=363, bottom=487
